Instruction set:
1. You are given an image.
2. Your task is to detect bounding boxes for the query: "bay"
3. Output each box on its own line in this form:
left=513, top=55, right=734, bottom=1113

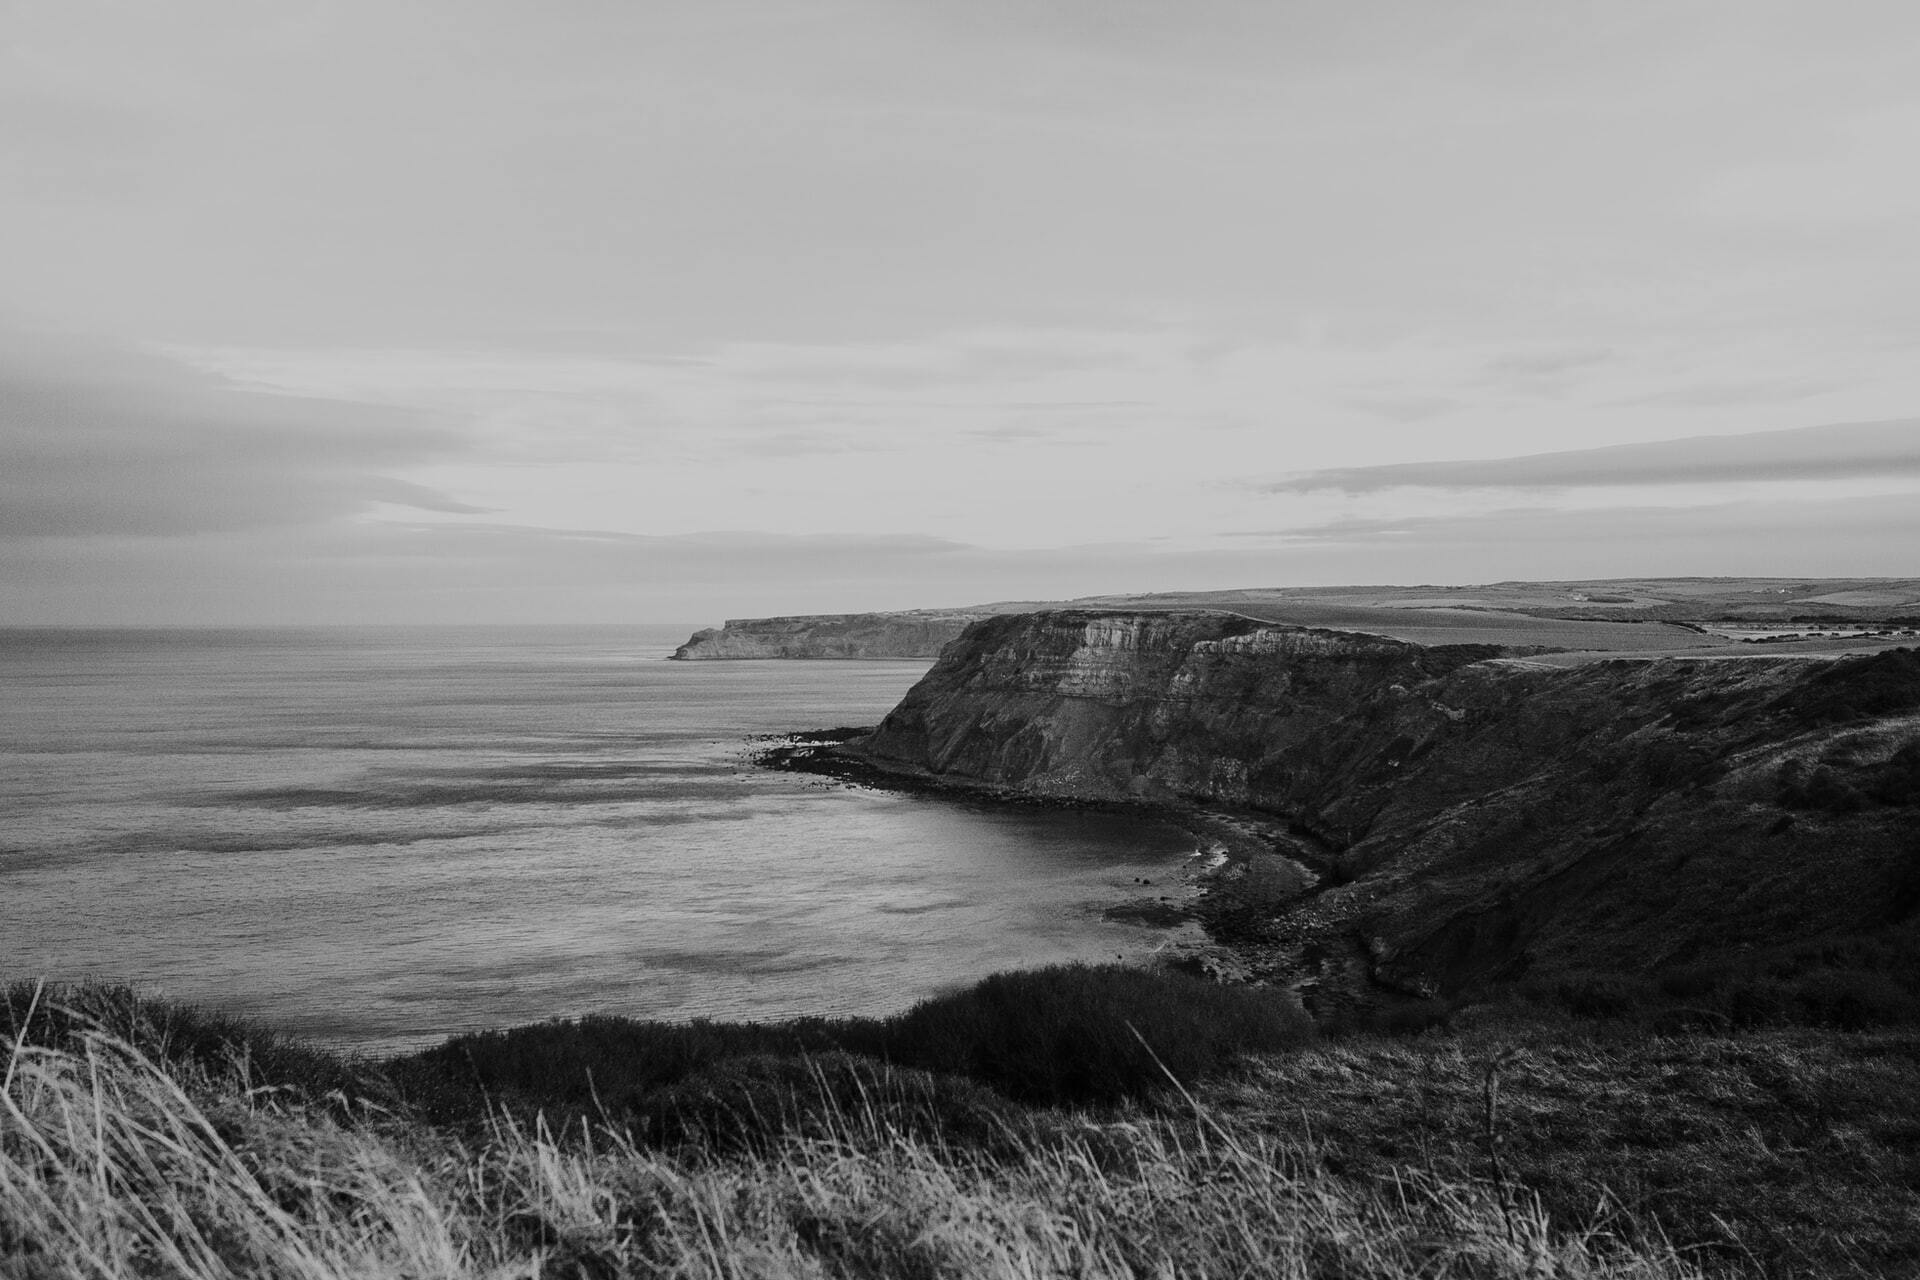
left=0, top=625, right=1195, bottom=1054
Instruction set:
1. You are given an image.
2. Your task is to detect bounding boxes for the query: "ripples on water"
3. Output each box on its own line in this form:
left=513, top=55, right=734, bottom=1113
left=1, top=625, right=1196, bottom=1053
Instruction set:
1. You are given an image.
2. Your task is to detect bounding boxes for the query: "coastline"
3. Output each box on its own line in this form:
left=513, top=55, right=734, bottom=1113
left=753, top=728, right=1318, bottom=986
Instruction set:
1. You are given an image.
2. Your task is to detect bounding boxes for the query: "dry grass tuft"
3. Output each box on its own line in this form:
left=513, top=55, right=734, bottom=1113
left=1214, top=1025, right=1920, bottom=1279
left=4, top=1014, right=1718, bottom=1279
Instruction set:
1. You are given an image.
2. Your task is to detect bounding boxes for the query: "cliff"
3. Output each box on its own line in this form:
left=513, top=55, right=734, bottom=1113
left=852, top=611, right=1920, bottom=1014
left=668, top=580, right=1920, bottom=663
left=670, top=610, right=993, bottom=660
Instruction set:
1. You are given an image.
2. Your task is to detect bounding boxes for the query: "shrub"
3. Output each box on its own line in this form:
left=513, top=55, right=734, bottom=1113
left=1777, top=762, right=1868, bottom=812
left=389, top=1012, right=851, bottom=1128
left=877, top=964, right=1315, bottom=1106
left=392, top=964, right=1316, bottom=1124
left=1870, top=742, right=1920, bottom=805
left=1773, top=647, right=1920, bottom=726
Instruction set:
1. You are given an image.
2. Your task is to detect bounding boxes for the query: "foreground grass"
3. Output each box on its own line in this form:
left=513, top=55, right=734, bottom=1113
left=1215, top=1019, right=1920, bottom=1279
left=5, top=977, right=1917, bottom=1278
left=3, top=1018, right=1711, bottom=1280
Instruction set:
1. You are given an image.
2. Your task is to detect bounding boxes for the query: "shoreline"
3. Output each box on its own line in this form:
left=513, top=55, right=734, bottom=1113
left=753, top=728, right=1319, bottom=986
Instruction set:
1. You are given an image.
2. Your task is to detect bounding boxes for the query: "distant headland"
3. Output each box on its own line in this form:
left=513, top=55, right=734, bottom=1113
left=671, top=576, right=1920, bottom=662
left=670, top=609, right=998, bottom=659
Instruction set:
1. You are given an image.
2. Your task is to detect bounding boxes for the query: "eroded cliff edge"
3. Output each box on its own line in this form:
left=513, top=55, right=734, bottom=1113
left=671, top=611, right=992, bottom=660
left=847, top=610, right=1920, bottom=1017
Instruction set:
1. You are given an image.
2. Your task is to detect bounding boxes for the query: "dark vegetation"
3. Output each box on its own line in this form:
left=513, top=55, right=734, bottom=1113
left=622, top=1050, right=1037, bottom=1155
left=1771, top=646, right=1920, bottom=726
left=1309, top=921, right=1920, bottom=1048
left=1216, top=1023, right=1920, bottom=1280
left=389, top=963, right=1315, bottom=1133
left=1498, top=928, right=1920, bottom=1031
left=6, top=967, right=1310, bottom=1134
left=11, top=973, right=1920, bottom=1277
left=1777, top=744, right=1920, bottom=810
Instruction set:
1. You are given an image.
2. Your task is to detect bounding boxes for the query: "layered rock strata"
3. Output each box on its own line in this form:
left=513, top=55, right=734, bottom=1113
left=851, top=611, right=1920, bottom=1014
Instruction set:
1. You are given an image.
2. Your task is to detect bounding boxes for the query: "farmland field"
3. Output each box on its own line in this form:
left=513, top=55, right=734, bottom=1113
left=1042, top=577, right=1920, bottom=659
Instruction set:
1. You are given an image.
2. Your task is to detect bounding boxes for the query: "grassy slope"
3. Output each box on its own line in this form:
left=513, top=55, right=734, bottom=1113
left=1020, top=578, right=1920, bottom=655
left=1065, top=578, right=1920, bottom=625
left=1217, top=1021, right=1920, bottom=1279
left=6, top=977, right=1920, bottom=1278
left=0, top=1023, right=1723, bottom=1280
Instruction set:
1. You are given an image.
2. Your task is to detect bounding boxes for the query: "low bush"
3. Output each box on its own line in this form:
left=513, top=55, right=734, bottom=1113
left=393, top=964, right=1315, bottom=1129
left=1777, top=761, right=1868, bottom=811
left=1773, top=647, right=1920, bottom=726
left=1870, top=741, right=1920, bottom=805
left=876, top=964, right=1315, bottom=1106
left=389, top=1012, right=851, bottom=1128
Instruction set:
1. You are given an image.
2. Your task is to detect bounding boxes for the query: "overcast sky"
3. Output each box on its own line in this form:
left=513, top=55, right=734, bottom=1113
left=5, top=1, right=1918, bottom=624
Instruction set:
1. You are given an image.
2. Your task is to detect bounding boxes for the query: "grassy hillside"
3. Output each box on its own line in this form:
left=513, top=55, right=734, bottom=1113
left=1005, top=578, right=1920, bottom=659
left=6, top=974, right=1919, bottom=1278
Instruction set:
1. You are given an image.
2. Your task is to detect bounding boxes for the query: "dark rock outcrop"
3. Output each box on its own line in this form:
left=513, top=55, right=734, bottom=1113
left=850, top=611, right=1920, bottom=1014
left=670, top=611, right=992, bottom=660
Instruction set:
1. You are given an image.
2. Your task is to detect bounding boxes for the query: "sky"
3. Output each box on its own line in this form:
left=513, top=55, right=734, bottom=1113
left=4, top=1, right=1918, bottom=625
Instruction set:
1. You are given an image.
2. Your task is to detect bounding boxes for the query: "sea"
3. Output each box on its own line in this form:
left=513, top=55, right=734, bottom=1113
left=0, top=625, right=1196, bottom=1055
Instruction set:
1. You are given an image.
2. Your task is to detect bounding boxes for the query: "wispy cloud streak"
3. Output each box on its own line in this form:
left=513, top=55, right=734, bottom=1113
left=1262, top=420, right=1920, bottom=495
left=0, top=327, right=478, bottom=537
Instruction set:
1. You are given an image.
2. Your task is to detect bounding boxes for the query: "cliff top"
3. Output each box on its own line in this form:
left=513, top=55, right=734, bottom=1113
left=679, top=577, right=1920, bottom=663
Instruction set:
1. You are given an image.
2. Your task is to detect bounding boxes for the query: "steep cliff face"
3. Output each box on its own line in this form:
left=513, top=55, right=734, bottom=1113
left=859, top=611, right=1502, bottom=801
left=670, top=611, right=991, bottom=660
left=854, top=611, right=1920, bottom=1009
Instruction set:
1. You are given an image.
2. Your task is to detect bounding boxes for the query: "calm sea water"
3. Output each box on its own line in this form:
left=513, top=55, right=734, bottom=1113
left=0, top=626, right=1195, bottom=1054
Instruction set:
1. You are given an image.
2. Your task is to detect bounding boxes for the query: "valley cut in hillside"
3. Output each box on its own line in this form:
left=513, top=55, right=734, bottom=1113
left=838, top=610, right=1920, bottom=1021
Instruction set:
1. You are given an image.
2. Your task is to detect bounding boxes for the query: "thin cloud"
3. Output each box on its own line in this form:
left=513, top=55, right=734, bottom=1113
left=339, top=523, right=970, bottom=565
left=1241, top=492, right=1920, bottom=565
left=11, top=491, right=1912, bottom=627
left=1341, top=394, right=1460, bottom=423
left=362, top=479, right=492, bottom=515
left=0, top=326, right=475, bottom=537
left=1482, top=347, right=1614, bottom=381
left=1262, top=419, right=1920, bottom=495
left=1612, top=379, right=1840, bottom=409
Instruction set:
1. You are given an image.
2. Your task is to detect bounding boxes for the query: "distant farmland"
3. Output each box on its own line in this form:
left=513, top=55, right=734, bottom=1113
left=1124, top=603, right=1724, bottom=652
